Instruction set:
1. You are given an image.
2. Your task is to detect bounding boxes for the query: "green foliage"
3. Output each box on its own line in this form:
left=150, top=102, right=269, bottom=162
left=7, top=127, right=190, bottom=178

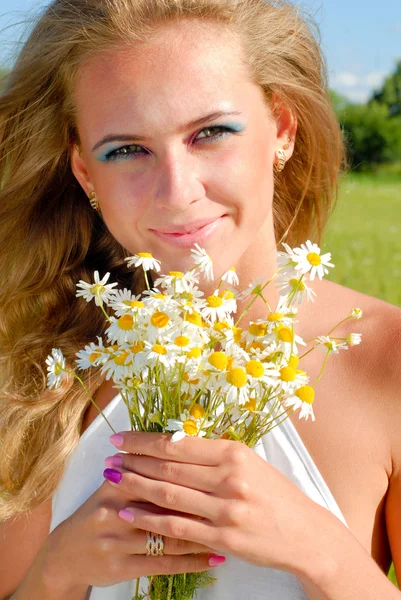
left=338, top=102, right=401, bottom=171
left=132, top=570, right=217, bottom=600
left=371, top=60, right=401, bottom=117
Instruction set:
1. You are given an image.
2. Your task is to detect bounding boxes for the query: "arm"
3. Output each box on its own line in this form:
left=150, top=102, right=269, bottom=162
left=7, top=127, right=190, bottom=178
left=295, top=498, right=400, bottom=599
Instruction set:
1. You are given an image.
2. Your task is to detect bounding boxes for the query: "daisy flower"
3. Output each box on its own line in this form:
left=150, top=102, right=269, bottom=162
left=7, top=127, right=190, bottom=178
left=351, top=308, right=363, bottom=320
left=100, top=348, right=133, bottom=382
left=166, top=408, right=214, bottom=442
left=46, top=348, right=68, bottom=389
left=316, top=335, right=348, bottom=354
left=108, top=289, right=148, bottom=318
left=76, top=271, right=118, bottom=306
left=190, top=244, right=214, bottom=281
left=200, top=291, right=234, bottom=323
left=239, top=276, right=266, bottom=301
left=221, top=267, right=239, bottom=286
left=282, top=385, right=316, bottom=421
left=154, top=271, right=199, bottom=294
left=290, top=241, right=334, bottom=281
left=125, top=252, right=161, bottom=272
left=275, top=272, right=316, bottom=306
left=143, top=341, right=177, bottom=369
left=347, top=333, right=362, bottom=346
left=276, top=365, right=309, bottom=394
left=229, top=393, right=275, bottom=427
left=75, top=337, right=106, bottom=370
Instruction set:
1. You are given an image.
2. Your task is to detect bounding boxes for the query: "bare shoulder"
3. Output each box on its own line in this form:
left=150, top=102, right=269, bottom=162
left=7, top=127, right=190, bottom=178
left=316, top=278, right=401, bottom=456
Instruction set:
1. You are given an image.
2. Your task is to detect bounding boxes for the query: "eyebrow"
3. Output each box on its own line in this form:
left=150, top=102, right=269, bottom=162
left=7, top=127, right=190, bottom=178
left=91, top=110, right=243, bottom=152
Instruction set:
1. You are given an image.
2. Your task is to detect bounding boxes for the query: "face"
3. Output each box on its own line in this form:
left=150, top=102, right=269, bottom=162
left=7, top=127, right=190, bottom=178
left=71, top=19, right=296, bottom=285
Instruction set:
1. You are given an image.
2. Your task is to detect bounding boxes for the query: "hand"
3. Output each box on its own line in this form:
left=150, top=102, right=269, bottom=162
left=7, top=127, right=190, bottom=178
left=43, top=473, right=217, bottom=592
left=106, top=431, right=324, bottom=577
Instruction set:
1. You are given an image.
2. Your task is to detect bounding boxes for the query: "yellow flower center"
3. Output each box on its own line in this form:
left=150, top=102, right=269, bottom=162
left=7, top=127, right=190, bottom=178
left=219, top=290, right=235, bottom=300
left=89, top=352, right=101, bottom=363
left=106, top=345, right=119, bottom=353
left=174, top=335, right=190, bottom=347
left=189, top=403, right=205, bottom=419
left=169, top=271, right=183, bottom=278
left=138, top=252, right=153, bottom=258
left=122, top=300, right=145, bottom=309
left=117, top=314, right=134, bottom=330
left=151, top=311, right=170, bottom=328
left=130, top=341, right=145, bottom=354
left=248, top=342, right=264, bottom=352
left=114, top=351, right=129, bottom=366
left=207, top=295, right=223, bottom=308
left=246, top=360, right=264, bottom=378
left=243, top=397, right=257, bottom=411
left=277, top=326, right=293, bottom=343
left=267, top=312, right=284, bottom=322
left=186, top=312, right=203, bottom=327
left=214, top=321, right=230, bottom=332
left=280, top=366, right=297, bottom=382
left=90, top=283, right=105, bottom=296
left=208, top=351, right=229, bottom=371
left=183, top=419, right=198, bottom=436
left=290, top=278, right=305, bottom=291
left=295, top=385, right=315, bottom=404
left=248, top=323, right=267, bottom=337
left=288, top=354, right=300, bottom=369
left=232, top=326, right=243, bottom=343
left=152, top=344, right=167, bottom=355
left=187, top=347, right=202, bottom=359
left=226, top=367, right=247, bottom=388
left=153, top=293, right=167, bottom=300
left=183, top=373, right=200, bottom=385
left=307, top=252, right=321, bottom=266
left=54, top=362, right=63, bottom=376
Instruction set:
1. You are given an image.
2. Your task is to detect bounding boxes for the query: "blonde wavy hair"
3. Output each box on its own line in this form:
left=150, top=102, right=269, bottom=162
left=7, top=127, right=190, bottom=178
left=0, top=0, right=345, bottom=520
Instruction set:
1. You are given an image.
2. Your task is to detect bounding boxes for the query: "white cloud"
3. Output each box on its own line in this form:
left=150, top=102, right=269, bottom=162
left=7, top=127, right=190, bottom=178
left=343, top=89, right=371, bottom=104
left=365, top=71, right=387, bottom=88
left=332, top=72, right=359, bottom=87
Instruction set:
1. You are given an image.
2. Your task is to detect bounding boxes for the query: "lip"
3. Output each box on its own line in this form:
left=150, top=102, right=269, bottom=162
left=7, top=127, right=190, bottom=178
left=152, top=217, right=224, bottom=235
left=150, top=216, right=226, bottom=249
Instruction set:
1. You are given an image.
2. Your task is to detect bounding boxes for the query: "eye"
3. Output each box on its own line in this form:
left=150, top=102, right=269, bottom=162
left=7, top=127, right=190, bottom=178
left=103, top=125, right=239, bottom=162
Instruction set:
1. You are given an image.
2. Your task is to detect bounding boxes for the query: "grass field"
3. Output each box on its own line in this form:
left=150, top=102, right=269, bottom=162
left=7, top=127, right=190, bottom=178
left=322, top=172, right=401, bottom=307
left=321, top=172, right=400, bottom=587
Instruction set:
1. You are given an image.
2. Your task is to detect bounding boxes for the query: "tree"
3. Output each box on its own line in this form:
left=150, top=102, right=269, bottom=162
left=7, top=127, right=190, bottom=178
left=370, top=60, right=401, bottom=117
left=338, top=101, right=401, bottom=171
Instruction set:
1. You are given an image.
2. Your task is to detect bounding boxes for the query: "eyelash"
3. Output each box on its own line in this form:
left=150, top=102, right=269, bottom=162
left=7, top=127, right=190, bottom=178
left=103, top=125, right=239, bottom=162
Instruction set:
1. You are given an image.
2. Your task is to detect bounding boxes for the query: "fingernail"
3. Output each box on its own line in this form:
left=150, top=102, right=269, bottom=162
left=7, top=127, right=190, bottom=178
left=208, top=554, right=226, bottom=567
left=103, top=468, right=122, bottom=484
left=104, top=455, right=123, bottom=468
left=109, top=433, right=124, bottom=447
left=119, top=508, right=135, bottom=523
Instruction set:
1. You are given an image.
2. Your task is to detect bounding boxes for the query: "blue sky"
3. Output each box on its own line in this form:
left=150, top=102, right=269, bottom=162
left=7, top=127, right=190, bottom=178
left=1, top=0, right=400, bottom=103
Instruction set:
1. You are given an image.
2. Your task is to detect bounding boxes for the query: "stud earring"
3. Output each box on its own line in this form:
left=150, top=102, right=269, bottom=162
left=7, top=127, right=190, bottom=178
left=88, top=191, right=99, bottom=211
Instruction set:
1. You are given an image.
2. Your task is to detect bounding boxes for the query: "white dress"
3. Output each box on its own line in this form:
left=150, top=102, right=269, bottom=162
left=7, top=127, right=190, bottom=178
left=50, top=394, right=348, bottom=599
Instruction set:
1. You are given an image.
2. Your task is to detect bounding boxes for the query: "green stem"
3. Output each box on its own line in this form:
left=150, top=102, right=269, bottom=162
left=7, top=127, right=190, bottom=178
left=327, top=315, right=352, bottom=336
left=166, top=575, right=174, bottom=600
left=64, top=370, right=117, bottom=434
left=312, top=350, right=331, bottom=386
left=98, top=301, right=112, bottom=323
left=143, top=268, right=151, bottom=291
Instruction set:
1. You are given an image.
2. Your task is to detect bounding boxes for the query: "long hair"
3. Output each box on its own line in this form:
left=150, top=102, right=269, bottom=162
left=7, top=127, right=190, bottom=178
left=0, top=0, right=345, bottom=520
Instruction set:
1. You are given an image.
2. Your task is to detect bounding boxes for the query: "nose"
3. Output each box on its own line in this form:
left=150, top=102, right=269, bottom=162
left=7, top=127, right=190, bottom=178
left=152, top=147, right=205, bottom=212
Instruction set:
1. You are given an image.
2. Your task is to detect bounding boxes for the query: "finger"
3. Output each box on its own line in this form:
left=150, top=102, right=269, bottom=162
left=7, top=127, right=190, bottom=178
left=109, top=454, right=219, bottom=494
left=117, top=505, right=220, bottom=550
left=104, top=469, right=222, bottom=521
left=110, top=431, right=230, bottom=466
left=119, top=528, right=215, bottom=556
left=120, top=551, right=226, bottom=580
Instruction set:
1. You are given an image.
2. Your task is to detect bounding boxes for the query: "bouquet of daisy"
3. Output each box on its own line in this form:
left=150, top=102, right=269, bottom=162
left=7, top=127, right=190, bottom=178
left=46, top=240, right=362, bottom=600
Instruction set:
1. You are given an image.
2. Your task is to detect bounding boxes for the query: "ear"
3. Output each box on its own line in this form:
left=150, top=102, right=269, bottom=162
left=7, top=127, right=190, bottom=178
left=70, top=143, right=95, bottom=196
left=270, top=93, right=298, bottom=160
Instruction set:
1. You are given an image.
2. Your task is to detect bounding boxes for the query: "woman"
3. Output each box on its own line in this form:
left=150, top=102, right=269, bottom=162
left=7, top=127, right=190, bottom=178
left=0, top=0, right=400, bottom=598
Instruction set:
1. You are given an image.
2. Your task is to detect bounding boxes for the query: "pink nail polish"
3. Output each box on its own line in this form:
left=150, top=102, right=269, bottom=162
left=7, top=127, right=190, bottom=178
left=103, top=468, right=122, bottom=484
left=104, top=455, right=123, bottom=468
left=109, top=433, right=124, bottom=447
left=119, top=508, right=135, bottom=523
left=208, top=554, right=226, bottom=567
